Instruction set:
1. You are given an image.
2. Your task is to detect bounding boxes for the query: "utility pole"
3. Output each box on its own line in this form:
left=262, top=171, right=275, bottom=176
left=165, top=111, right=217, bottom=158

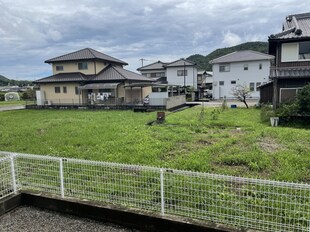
left=184, top=61, right=186, bottom=94
left=139, top=58, right=148, bottom=67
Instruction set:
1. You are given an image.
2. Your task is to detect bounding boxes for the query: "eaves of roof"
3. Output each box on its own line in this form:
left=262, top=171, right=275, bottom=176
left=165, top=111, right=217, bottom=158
left=137, top=61, right=167, bottom=71
left=33, top=72, right=89, bottom=83
left=164, top=59, right=196, bottom=67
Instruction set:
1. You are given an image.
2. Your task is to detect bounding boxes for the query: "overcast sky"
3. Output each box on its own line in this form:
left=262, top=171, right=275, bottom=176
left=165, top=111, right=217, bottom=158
left=0, top=0, right=309, bottom=80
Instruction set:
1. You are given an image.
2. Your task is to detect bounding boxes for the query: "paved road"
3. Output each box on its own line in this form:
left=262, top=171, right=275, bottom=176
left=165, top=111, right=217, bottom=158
left=0, top=105, right=25, bottom=112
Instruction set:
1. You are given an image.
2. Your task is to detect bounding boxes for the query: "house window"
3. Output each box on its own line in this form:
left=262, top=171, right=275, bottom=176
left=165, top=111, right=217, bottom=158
left=281, top=43, right=298, bottom=62
left=280, top=88, right=303, bottom=103
left=259, top=63, right=262, bottom=69
left=55, top=87, right=61, bottom=93
left=219, top=64, right=230, bottom=72
left=75, top=87, right=79, bottom=95
left=78, top=62, right=88, bottom=70
left=256, top=82, right=261, bottom=91
left=249, top=82, right=255, bottom=91
left=150, top=72, right=165, bottom=77
left=219, top=81, right=224, bottom=86
left=177, top=70, right=187, bottom=76
left=299, top=41, right=310, bottom=60
left=244, top=64, right=248, bottom=70
left=63, top=86, right=67, bottom=93
left=231, top=80, right=236, bottom=84
left=56, top=65, right=64, bottom=71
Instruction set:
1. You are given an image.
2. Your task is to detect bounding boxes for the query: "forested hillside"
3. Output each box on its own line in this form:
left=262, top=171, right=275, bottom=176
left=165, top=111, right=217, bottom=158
left=187, top=41, right=268, bottom=71
left=0, top=75, right=32, bottom=86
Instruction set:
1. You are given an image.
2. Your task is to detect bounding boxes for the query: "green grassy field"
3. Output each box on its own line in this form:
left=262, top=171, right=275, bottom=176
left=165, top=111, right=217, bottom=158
left=0, top=100, right=26, bottom=106
left=0, top=107, right=309, bottom=183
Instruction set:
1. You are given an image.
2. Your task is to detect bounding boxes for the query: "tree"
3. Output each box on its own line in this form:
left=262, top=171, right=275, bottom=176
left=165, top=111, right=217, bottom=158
left=21, top=88, right=36, bottom=100
left=231, top=84, right=252, bottom=108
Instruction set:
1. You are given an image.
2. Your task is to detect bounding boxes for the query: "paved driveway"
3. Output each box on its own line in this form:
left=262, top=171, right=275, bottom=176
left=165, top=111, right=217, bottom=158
left=0, top=105, right=26, bottom=111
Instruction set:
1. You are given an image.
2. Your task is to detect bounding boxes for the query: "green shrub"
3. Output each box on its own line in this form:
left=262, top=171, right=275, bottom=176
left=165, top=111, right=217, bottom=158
left=21, top=89, right=36, bottom=100
left=275, top=102, right=299, bottom=118
left=260, top=104, right=274, bottom=123
left=0, top=92, right=5, bottom=101
left=297, top=84, right=310, bottom=115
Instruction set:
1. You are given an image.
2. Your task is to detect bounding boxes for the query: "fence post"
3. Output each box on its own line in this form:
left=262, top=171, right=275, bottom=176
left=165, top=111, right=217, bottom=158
left=160, top=168, right=165, bottom=216
left=59, top=158, right=64, bottom=198
left=10, top=156, right=17, bottom=194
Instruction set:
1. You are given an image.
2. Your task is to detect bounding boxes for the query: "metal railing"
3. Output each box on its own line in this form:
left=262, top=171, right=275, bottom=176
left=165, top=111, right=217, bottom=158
left=0, top=151, right=309, bottom=231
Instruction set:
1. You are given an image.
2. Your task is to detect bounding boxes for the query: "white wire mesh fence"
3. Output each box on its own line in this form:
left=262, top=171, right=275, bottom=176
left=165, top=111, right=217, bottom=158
left=0, top=156, right=16, bottom=199
left=0, top=151, right=309, bottom=232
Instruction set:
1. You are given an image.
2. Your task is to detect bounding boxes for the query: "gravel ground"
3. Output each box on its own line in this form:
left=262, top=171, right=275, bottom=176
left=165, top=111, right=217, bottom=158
left=0, top=206, right=141, bottom=232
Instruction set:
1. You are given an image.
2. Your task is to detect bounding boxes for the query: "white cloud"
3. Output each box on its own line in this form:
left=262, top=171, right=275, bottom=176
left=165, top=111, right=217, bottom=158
left=47, top=29, right=62, bottom=42
left=144, top=6, right=153, bottom=15
left=222, top=31, right=242, bottom=47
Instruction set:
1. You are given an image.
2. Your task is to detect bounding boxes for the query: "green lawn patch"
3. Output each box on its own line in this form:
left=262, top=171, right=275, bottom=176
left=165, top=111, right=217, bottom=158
left=0, top=107, right=309, bottom=183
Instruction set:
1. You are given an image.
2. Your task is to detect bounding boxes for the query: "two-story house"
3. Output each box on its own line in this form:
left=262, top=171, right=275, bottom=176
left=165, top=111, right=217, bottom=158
left=34, top=48, right=153, bottom=106
left=137, top=58, right=198, bottom=90
left=260, top=12, right=310, bottom=107
left=210, top=50, right=274, bottom=99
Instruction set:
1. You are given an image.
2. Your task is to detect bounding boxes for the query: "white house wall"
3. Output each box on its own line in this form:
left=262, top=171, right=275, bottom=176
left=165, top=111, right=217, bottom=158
left=212, top=60, right=270, bottom=99
left=166, top=66, right=198, bottom=90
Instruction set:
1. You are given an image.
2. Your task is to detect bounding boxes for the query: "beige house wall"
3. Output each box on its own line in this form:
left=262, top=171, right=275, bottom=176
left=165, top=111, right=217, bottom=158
left=40, top=83, right=81, bottom=105
left=52, top=61, right=108, bottom=75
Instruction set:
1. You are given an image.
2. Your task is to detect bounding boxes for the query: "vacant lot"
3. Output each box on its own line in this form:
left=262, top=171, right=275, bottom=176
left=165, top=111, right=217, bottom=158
left=0, top=107, right=309, bottom=182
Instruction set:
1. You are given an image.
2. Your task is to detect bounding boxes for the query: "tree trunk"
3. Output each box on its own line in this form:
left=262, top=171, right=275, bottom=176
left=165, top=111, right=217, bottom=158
left=243, top=100, right=249, bottom=108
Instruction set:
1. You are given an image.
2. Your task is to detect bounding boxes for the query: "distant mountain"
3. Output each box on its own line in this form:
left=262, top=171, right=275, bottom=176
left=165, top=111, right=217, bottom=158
left=187, top=41, right=268, bottom=71
left=0, top=75, right=32, bottom=86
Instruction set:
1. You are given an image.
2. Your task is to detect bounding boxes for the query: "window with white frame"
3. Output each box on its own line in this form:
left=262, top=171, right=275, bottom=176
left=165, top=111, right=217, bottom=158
left=231, top=80, right=236, bottom=84
left=244, top=64, right=248, bottom=70
left=63, top=86, right=67, bottom=93
left=219, top=64, right=230, bottom=72
left=282, top=43, right=298, bottom=62
left=280, top=88, right=303, bottom=103
left=219, top=81, right=224, bottom=86
left=259, top=63, right=262, bottom=69
left=177, top=70, right=187, bottom=76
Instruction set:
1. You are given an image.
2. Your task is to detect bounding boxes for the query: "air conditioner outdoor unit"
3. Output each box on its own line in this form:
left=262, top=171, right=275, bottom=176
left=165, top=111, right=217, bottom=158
left=45, top=100, right=52, bottom=105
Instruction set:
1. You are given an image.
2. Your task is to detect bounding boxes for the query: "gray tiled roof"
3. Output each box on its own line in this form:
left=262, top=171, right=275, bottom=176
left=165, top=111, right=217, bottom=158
left=45, top=48, right=128, bottom=65
left=209, top=50, right=274, bottom=64
left=34, top=72, right=89, bottom=83
left=35, top=65, right=153, bottom=83
left=137, top=61, right=167, bottom=71
left=270, top=67, right=310, bottom=78
left=164, top=58, right=196, bottom=67
left=270, top=12, right=310, bottom=40
left=112, top=66, right=154, bottom=81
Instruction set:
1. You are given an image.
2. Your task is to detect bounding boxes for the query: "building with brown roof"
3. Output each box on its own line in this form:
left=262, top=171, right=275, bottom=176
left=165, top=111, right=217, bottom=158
left=260, top=12, right=310, bottom=107
left=34, top=48, right=153, bottom=106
